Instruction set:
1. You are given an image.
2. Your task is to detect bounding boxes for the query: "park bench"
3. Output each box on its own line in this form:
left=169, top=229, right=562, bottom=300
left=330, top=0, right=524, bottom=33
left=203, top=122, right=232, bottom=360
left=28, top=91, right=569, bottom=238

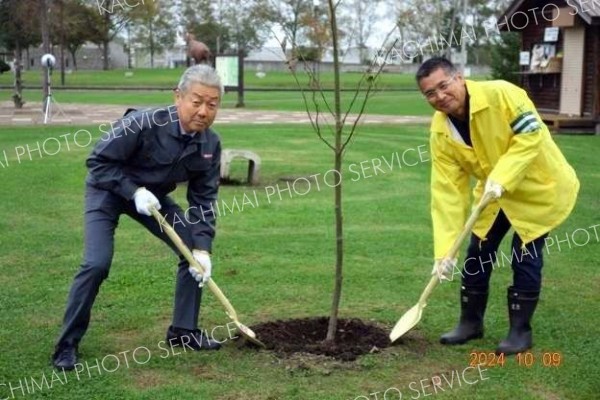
left=220, top=149, right=261, bottom=185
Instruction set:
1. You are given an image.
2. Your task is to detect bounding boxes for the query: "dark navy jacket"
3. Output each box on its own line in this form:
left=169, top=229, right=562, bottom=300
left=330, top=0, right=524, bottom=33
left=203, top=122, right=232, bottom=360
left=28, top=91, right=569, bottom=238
left=86, top=106, right=221, bottom=251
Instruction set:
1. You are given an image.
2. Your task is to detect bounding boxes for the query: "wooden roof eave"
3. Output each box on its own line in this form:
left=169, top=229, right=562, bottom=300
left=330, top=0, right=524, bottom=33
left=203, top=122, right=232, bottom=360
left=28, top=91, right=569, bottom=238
left=498, top=0, right=599, bottom=29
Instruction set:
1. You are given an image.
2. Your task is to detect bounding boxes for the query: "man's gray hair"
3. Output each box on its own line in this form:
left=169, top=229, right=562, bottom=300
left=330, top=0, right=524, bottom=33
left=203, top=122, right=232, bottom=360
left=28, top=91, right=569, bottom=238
left=177, top=65, right=224, bottom=96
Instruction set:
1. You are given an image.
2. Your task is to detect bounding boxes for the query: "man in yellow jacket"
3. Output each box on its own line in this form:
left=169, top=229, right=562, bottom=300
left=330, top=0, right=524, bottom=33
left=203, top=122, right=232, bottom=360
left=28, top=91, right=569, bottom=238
left=416, top=57, right=579, bottom=355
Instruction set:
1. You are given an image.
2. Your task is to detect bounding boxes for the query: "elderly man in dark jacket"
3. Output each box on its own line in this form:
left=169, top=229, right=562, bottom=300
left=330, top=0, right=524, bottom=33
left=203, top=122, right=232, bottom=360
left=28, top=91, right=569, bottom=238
left=52, top=65, right=223, bottom=370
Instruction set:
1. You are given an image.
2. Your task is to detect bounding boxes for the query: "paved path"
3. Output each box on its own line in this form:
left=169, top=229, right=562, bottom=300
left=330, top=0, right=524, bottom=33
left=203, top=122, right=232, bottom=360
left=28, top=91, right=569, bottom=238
left=0, top=101, right=430, bottom=126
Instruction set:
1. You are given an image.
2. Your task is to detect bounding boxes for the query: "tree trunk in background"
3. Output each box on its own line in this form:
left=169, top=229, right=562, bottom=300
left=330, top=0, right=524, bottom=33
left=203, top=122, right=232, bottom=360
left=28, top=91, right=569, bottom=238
left=60, top=1, right=65, bottom=86
left=69, top=49, right=78, bottom=71
left=13, top=44, right=24, bottom=109
left=25, top=48, right=30, bottom=71
left=40, top=0, right=50, bottom=101
left=102, top=12, right=110, bottom=70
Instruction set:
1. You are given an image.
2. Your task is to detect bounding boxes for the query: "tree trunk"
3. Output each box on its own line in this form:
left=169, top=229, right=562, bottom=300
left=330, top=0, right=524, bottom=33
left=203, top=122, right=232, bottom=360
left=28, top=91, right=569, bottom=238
left=235, top=48, right=245, bottom=108
left=103, top=40, right=110, bottom=70
left=12, top=44, right=25, bottom=109
left=325, top=0, right=343, bottom=343
left=103, top=12, right=110, bottom=70
left=126, top=23, right=132, bottom=69
left=149, top=20, right=155, bottom=68
left=60, top=1, right=65, bottom=86
left=40, top=0, right=50, bottom=101
left=69, top=48, right=78, bottom=71
left=25, top=48, right=30, bottom=71
left=60, top=43, right=65, bottom=86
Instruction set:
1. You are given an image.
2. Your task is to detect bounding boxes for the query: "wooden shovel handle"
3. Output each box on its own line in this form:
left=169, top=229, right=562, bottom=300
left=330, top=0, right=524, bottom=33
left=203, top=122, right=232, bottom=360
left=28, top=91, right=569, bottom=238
left=419, top=192, right=495, bottom=305
left=150, top=208, right=239, bottom=321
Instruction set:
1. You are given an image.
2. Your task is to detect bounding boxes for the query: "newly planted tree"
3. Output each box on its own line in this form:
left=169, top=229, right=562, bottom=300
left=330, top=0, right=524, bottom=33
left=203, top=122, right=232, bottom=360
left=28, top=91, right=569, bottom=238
left=277, top=0, right=396, bottom=342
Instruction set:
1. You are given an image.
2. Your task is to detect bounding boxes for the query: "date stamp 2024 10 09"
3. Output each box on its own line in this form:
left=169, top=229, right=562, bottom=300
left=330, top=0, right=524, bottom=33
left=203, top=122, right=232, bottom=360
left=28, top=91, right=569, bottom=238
left=468, top=351, right=563, bottom=367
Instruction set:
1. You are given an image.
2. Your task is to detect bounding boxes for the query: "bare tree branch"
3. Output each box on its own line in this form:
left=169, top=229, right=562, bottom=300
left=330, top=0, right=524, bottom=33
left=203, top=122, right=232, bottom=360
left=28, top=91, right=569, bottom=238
left=340, top=35, right=399, bottom=151
left=273, top=33, right=335, bottom=150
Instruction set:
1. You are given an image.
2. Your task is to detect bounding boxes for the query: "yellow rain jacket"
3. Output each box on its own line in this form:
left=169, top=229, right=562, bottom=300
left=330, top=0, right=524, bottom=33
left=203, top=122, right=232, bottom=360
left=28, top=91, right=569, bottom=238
left=430, top=79, right=579, bottom=259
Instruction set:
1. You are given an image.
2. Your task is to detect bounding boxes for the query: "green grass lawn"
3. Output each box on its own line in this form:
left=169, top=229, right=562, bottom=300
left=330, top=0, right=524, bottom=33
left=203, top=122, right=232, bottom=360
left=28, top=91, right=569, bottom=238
left=0, top=89, right=433, bottom=116
left=0, top=68, right=487, bottom=90
left=0, top=124, right=597, bottom=400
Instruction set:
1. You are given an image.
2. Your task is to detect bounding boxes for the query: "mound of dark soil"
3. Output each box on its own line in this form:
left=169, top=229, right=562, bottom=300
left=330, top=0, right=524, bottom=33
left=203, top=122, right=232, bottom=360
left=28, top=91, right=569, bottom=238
left=249, top=317, right=390, bottom=361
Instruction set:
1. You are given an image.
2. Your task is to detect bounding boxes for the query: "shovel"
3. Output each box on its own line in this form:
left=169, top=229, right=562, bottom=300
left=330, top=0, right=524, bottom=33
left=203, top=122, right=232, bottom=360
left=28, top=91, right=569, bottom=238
left=150, top=208, right=266, bottom=348
left=389, top=192, right=494, bottom=342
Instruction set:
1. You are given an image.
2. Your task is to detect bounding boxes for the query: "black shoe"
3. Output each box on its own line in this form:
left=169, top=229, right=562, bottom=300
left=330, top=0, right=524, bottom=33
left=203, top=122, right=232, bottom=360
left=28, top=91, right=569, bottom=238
left=496, top=287, right=539, bottom=355
left=52, top=343, right=78, bottom=370
left=440, top=286, right=488, bottom=345
left=166, top=325, right=222, bottom=351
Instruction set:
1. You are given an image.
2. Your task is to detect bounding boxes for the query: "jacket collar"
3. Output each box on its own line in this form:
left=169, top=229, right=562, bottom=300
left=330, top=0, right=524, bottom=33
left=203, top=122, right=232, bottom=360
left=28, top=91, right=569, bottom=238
left=465, top=80, right=489, bottom=115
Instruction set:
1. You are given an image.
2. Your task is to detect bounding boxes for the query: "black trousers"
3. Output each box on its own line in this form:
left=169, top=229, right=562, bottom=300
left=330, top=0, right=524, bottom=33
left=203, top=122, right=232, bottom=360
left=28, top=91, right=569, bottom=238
left=461, top=210, right=547, bottom=292
left=56, top=185, right=202, bottom=347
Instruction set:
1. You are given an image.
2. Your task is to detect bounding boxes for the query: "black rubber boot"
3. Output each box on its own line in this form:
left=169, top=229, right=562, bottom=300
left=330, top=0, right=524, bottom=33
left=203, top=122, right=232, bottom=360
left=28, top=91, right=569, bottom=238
left=496, top=287, right=539, bottom=355
left=440, top=286, right=488, bottom=345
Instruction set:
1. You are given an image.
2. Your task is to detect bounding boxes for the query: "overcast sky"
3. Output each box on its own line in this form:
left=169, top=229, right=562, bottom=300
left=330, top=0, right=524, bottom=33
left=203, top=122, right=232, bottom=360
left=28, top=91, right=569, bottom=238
left=265, top=1, right=397, bottom=49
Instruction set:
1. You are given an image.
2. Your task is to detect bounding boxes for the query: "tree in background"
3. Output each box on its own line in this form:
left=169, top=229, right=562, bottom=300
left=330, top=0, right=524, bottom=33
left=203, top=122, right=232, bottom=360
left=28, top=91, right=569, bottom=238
left=267, top=0, right=313, bottom=65
left=180, top=0, right=229, bottom=55
left=301, top=2, right=332, bottom=64
left=96, top=2, right=134, bottom=70
left=51, top=0, right=103, bottom=71
left=393, top=0, right=453, bottom=62
left=490, top=31, right=520, bottom=85
left=0, top=0, right=40, bottom=108
left=130, top=0, right=176, bottom=68
left=390, top=0, right=514, bottom=65
left=220, top=0, right=271, bottom=56
left=340, top=0, right=382, bottom=64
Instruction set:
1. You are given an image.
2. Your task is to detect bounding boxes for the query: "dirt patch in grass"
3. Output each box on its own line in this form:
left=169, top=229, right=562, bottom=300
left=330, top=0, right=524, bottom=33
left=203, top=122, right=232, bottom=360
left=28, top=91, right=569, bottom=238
left=247, top=317, right=390, bottom=361
left=130, top=369, right=171, bottom=389
left=388, top=329, right=430, bottom=356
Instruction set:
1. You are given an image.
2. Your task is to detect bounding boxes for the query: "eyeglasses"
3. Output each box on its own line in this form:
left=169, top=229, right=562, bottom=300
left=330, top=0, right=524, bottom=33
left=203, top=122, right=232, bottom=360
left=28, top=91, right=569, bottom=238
left=423, top=75, right=456, bottom=100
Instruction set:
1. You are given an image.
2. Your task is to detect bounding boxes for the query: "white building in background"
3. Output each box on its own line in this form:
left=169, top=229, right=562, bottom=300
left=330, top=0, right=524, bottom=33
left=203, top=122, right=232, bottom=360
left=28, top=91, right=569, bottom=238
left=16, top=40, right=386, bottom=72
left=23, top=42, right=128, bottom=70
left=131, top=33, right=187, bottom=69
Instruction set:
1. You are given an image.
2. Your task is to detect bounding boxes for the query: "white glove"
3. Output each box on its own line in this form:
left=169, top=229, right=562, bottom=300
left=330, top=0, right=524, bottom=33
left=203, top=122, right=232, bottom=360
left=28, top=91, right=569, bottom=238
left=133, top=187, right=161, bottom=216
left=190, top=249, right=212, bottom=286
left=484, top=179, right=505, bottom=199
left=431, top=258, right=457, bottom=281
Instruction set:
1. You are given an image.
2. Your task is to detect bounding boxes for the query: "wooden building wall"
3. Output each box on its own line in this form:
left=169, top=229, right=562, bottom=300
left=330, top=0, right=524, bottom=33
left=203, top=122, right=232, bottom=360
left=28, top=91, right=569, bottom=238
left=583, top=25, right=600, bottom=117
left=518, top=8, right=563, bottom=113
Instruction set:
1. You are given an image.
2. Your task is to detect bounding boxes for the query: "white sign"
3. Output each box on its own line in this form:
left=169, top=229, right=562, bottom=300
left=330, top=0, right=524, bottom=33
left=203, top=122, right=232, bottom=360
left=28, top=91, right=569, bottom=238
left=519, top=51, right=531, bottom=66
left=215, top=56, right=238, bottom=87
left=544, top=27, right=559, bottom=42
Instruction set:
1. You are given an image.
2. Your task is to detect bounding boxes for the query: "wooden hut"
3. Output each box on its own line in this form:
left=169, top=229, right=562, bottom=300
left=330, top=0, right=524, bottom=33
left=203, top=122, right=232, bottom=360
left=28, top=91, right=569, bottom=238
left=499, top=0, right=600, bottom=133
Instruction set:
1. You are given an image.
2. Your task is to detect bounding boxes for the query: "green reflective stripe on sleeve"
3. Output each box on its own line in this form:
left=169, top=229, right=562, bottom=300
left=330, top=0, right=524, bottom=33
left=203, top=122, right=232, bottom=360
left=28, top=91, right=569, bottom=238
left=512, top=112, right=539, bottom=133
left=510, top=111, right=534, bottom=129
left=519, top=120, right=541, bottom=133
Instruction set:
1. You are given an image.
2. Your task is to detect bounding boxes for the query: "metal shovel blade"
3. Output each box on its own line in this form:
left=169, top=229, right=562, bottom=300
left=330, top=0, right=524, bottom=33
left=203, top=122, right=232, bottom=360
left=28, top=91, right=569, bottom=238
left=233, top=320, right=266, bottom=348
left=389, top=303, right=424, bottom=342
left=390, top=275, right=438, bottom=342
left=203, top=279, right=266, bottom=348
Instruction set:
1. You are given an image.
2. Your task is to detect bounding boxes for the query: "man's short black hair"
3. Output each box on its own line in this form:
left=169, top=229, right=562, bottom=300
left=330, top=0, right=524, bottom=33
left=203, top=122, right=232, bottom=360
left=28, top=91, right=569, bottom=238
left=416, top=57, right=457, bottom=83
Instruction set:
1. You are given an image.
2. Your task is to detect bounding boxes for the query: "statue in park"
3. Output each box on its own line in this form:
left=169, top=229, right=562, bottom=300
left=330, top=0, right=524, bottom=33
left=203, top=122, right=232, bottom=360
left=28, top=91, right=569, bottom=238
left=186, top=33, right=212, bottom=66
